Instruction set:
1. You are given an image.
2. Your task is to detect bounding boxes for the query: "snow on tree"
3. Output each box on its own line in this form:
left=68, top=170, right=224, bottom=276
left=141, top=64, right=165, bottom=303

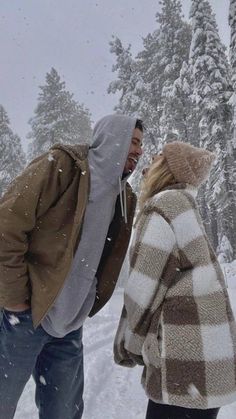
left=108, top=1, right=235, bottom=258
left=27, top=68, right=92, bottom=160
left=229, top=0, right=236, bottom=148
left=157, top=0, right=192, bottom=138
left=166, top=60, right=200, bottom=145
left=134, top=0, right=192, bottom=146
left=217, top=234, right=234, bottom=263
left=229, top=0, right=236, bottom=229
left=0, top=105, right=26, bottom=197
left=190, top=0, right=231, bottom=149
left=108, top=0, right=192, bottom=193
left=190, top=0, right=236, bottom=258
left=108, top=37, right=142, bottom=116
left=108, top=35, right=157, bottom=193
left=229, top=0, right=236, bottom=112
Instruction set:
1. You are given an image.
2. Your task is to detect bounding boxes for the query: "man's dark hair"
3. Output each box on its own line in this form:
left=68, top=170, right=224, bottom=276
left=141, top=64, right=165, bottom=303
left=135, top=119, right=144, bottom=132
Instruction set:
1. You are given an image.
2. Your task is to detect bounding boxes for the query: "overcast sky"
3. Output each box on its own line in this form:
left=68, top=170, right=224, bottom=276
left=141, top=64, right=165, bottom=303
left=0, top=0, right=230, bottom=150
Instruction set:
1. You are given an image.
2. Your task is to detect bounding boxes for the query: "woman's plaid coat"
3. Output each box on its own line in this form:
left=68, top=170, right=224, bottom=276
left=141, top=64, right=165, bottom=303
left=114, top=184, right=236, bottom=409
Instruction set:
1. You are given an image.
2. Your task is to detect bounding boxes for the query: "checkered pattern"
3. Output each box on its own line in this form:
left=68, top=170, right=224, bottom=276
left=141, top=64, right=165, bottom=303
left=114, top=185, right=236, bottom=409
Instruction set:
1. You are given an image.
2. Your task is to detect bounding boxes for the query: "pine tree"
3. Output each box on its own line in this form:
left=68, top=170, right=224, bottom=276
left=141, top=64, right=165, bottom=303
left=28, top=68, right=92, bottom=159
left=108, top=37, right=142, bottom=116
left=108, top=0, right=192, bottom=193
left=157, top=0, right=192, bottom=137
left=190, top=0, right=236, bottom=258
left=0, top=105, right=26, bottom=197
left=139, top=0, right=191, bottom=191
left=133, top=0, right=192, bottom=144
left=228, top=0, right=236, bottom=261
left=166, top=61, right=200, bottom=145
left=107, top=36, right=158, bottom=193
left=229, top=1, right=236, bottom=195
left=135, top=30, right=164, bottom=144
left=229, top=0, right=236, bottom=103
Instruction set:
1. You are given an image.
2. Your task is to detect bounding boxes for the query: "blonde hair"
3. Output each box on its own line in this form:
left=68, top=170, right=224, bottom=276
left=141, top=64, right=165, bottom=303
left=139, top=156, right=176, bottom=209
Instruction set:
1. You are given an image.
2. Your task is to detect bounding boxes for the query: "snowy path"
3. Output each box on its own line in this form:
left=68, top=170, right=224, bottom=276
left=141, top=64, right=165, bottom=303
left=15, top=288, right=236, bottom=419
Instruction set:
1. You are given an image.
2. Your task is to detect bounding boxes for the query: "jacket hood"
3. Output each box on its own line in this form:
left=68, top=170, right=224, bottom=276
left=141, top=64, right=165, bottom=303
left=89, top=114, right=137, bottom=187
left=50, top=114, right=137, bottom=223
left=50, top=143, right=89, bottom=162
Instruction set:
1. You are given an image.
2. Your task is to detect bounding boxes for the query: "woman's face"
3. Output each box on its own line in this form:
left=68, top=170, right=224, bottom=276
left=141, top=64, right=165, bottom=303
left=151, top=153, right=163, bottom=164
left=142, top=152, right=163, bottom=176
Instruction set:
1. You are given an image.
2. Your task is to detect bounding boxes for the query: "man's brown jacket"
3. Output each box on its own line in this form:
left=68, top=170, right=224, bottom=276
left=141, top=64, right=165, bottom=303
left=0, top=144, right=136, bottom=327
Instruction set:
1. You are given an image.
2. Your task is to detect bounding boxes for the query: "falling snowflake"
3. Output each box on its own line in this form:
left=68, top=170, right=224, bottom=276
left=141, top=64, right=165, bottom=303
left=47, top=153, right=54, bottom=162
left=39, top=375, right=47, bottom=385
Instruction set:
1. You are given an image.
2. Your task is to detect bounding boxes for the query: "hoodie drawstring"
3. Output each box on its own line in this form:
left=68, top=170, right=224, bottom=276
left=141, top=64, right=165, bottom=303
left=119, top=177, right=128, bottom=224
left=119, top=177, right=124, bottom=217
left=123, top=181, right=127, bottom=224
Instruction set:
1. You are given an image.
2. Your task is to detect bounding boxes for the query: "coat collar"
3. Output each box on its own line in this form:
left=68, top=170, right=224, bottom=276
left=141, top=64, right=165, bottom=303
left=149, top=183, right=198, bottom=203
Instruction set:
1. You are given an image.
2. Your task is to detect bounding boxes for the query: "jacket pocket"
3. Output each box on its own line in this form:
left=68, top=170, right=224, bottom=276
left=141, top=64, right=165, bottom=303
left=141, top=333, right=161, bottom=368
left=141, top=305, right=163, bottom=369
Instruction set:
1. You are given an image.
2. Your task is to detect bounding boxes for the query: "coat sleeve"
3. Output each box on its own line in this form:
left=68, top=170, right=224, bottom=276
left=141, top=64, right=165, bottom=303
left=0, top=150, right=72, bottom=307
left=114, top=210, right=176, bottom=366
left=113, top=306, right=137, bottom=367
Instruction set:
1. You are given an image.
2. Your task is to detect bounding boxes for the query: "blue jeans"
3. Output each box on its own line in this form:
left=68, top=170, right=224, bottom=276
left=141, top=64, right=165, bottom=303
left=0, top=308, right=84, bottom=419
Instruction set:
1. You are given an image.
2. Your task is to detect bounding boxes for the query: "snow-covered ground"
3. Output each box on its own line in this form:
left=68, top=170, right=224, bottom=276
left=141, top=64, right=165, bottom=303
left=15, top=261, right=236, bottom=419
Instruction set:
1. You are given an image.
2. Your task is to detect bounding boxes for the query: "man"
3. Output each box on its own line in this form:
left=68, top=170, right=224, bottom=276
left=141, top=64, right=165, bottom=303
left=0, top=114, right=143, bottom=419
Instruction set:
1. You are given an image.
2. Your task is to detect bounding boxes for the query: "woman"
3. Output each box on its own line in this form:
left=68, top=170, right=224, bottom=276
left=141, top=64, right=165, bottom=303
left=114, top=141, right=236, bottom=419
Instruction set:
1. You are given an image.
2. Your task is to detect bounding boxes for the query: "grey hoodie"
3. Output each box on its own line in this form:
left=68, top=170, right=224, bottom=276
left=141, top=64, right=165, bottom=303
left=42, top=114, right=137, bottom=337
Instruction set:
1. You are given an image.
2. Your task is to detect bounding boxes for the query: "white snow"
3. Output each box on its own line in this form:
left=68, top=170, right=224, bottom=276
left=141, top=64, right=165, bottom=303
left=14, top=262, right=236, bottom=419
left=8, top=314, right=20, bottom=326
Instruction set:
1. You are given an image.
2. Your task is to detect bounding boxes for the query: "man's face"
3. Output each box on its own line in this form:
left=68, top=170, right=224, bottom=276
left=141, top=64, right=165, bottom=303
left=123, top=128, right=143, bottom=175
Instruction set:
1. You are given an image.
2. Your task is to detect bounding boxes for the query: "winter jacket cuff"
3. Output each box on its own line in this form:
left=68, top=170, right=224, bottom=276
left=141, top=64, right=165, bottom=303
left=113, top=344, right=137, bottom=368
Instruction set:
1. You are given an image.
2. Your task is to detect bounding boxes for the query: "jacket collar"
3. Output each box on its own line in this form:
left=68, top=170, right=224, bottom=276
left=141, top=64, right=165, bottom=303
left=50, top=143, right=89, bottom=163
left=157, top=182, right=198, bottom=199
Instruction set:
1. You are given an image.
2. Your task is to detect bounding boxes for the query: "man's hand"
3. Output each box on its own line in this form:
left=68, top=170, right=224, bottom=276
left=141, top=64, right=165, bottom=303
left=4, top=302, right=31, bottom=312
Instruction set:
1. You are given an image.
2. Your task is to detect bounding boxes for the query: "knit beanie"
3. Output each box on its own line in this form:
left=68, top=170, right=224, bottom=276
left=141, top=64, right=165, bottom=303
left=162, top=141, right=216, bottom=187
